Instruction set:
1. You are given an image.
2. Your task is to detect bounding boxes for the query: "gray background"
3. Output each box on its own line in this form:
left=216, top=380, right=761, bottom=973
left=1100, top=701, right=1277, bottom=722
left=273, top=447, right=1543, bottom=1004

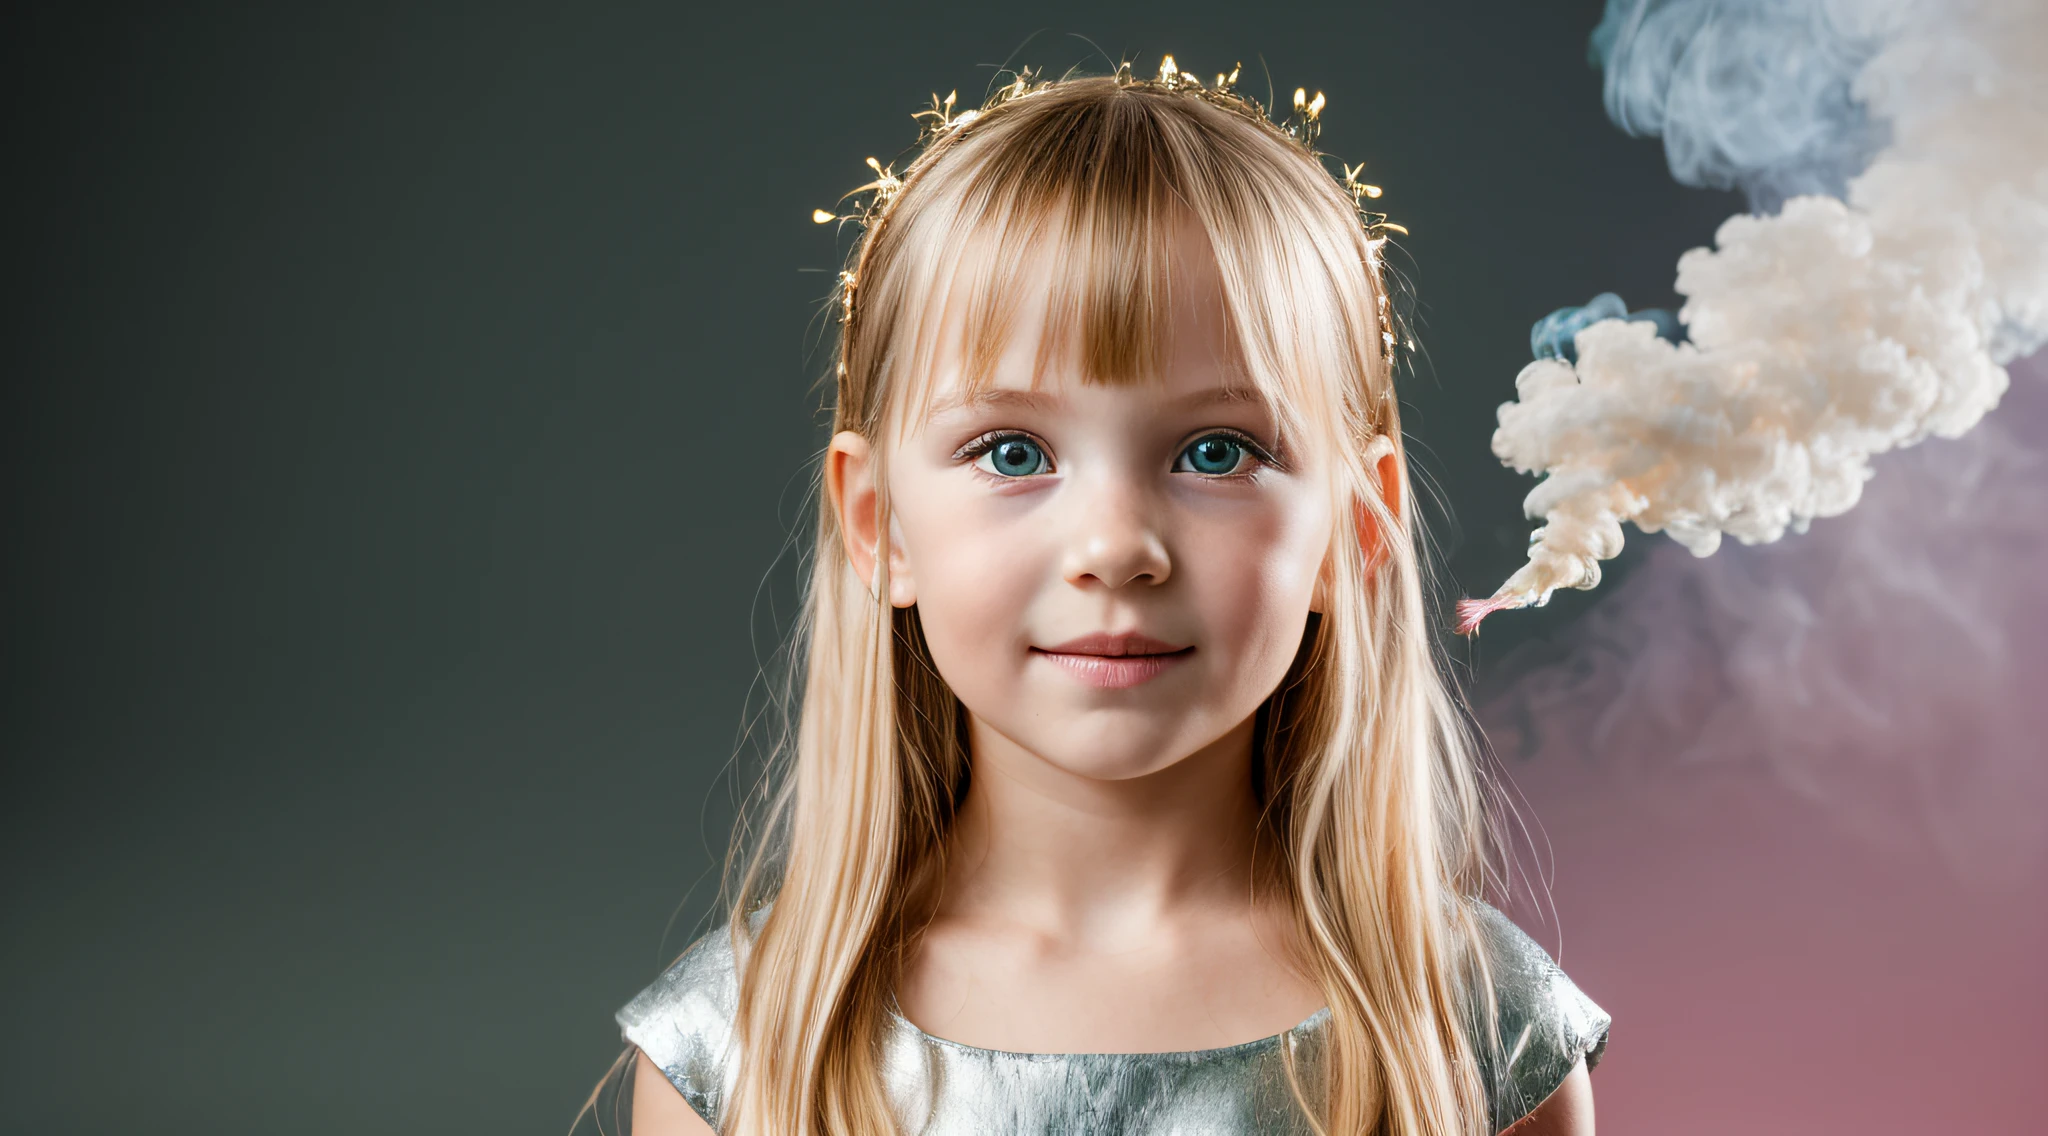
left=3, top=2, right=1736, bottom=1131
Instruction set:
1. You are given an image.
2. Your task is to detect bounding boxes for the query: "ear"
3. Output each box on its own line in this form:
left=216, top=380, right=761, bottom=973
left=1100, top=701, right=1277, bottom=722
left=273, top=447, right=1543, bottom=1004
left=825, top=430, right=918, bottom=608
left=1357, top=445, right=1402, bottom=568
left=1311, top=441, right=1402, bottom=613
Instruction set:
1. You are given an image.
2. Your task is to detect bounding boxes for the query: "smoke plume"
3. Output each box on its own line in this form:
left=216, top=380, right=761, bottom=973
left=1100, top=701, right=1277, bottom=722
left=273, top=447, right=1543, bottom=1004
left=1480, top=351, right=2048, bottom=880
left=1458, top=0, right=2048, bottom=632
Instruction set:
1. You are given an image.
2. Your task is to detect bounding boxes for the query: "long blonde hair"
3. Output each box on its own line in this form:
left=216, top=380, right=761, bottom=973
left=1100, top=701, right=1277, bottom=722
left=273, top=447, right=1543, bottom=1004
left=712, top=71, right=1499, bottom=1136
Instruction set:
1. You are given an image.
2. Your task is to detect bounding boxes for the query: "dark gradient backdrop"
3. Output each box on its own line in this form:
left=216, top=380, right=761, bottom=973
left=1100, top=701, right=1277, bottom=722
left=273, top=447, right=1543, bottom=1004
left=7, top=3, right=2038, bottom=1134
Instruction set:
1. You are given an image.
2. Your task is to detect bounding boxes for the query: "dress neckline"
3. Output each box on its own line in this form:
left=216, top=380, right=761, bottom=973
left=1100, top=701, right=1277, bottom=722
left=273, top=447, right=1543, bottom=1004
left=883, top=997, right=1333, bottom=1060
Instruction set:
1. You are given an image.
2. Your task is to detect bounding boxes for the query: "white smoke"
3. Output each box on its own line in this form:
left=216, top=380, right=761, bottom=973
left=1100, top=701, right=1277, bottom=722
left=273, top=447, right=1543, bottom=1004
left=1478, top=351, right=2048, bottom=884
left=1459, top=0, right=2048, bottom=632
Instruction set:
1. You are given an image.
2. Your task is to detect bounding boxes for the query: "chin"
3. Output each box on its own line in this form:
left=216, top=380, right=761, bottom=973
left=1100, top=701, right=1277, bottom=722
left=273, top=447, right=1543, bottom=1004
left=1030, top=724, right=1210, bottom=782
left=1040, top=750, right=1186, bottom=782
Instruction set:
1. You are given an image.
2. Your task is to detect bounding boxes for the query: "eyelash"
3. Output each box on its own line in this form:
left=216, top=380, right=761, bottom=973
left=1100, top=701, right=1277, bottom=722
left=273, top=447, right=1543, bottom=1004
left=955, top=431, right=1056, bottom=477
left=952, top=429, right=1283, bottom=479
left=1178, top=429, right=1282, bottom=478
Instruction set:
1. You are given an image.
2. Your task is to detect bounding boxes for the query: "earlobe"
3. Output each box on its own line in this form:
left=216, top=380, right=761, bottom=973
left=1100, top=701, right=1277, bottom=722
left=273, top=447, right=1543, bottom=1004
left=1357, top=496, right=1385, bottom=570
left=884, top=513, right=917, bottom=608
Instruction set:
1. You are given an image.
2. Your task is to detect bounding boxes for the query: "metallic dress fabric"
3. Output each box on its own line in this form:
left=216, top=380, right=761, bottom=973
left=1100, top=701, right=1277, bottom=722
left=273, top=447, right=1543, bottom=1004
left=617, top=901, right=1609, bottom=1134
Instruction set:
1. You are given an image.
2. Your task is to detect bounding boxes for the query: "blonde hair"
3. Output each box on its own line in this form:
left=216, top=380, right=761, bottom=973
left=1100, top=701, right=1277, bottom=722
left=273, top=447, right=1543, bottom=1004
left=707, top=72, right=1499, bottom=1135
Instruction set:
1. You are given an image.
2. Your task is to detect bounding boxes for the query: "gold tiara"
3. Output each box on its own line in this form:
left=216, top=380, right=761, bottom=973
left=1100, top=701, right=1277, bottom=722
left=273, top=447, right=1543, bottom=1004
left=813, top=56, right=1411, bottom=352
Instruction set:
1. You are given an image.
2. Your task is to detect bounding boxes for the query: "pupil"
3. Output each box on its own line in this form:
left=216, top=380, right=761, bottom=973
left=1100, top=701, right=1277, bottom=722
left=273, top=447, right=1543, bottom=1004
left=1194, top=438, right=1238, bottom=473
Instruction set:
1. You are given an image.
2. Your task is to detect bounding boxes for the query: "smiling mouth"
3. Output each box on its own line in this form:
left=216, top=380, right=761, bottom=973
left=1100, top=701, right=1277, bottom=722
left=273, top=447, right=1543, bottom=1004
left=1031, top=633, right=1195, bottom=690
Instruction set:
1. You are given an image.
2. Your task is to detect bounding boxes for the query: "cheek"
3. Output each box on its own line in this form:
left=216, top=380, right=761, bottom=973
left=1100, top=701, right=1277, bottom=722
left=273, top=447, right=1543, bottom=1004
left=891, top=481, right=1047, bottom=675
left=1186, top=495, right=1332, bottom=674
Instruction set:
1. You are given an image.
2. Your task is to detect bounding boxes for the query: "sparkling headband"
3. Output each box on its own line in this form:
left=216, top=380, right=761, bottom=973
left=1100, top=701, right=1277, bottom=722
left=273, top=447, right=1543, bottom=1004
left=811, top=56, right=1410, bottom=346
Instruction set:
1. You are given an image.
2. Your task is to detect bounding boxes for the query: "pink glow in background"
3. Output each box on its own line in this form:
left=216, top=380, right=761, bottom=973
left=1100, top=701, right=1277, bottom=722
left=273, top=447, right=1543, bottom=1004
left=1476, top=353, right=2048, bottom=1131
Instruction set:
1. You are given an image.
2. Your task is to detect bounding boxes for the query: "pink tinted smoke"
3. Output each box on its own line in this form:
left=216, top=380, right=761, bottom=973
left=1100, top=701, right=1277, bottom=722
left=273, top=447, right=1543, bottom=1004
left=1478, top=352, right=2048, bottom=1131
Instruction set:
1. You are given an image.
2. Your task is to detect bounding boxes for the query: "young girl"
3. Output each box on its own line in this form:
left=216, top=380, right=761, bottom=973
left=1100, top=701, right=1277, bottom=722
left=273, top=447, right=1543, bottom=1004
left=608, top=60, right=1608, bottom=1136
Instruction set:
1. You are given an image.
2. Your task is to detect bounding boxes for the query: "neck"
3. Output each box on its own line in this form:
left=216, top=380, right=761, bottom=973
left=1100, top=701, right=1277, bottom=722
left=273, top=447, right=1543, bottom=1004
left=926, top=712, right=1277, bottom=945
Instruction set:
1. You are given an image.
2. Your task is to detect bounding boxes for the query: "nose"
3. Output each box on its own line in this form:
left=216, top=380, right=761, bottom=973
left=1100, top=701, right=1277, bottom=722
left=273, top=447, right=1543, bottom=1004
left=1060, top=475, right=1172, bottom=590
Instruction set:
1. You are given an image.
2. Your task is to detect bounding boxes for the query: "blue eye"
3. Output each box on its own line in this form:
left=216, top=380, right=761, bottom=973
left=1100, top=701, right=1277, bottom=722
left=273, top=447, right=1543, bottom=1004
left=976, top=436, right=1051, bottom=477
left=1177, top=434, right=1250, bottom=476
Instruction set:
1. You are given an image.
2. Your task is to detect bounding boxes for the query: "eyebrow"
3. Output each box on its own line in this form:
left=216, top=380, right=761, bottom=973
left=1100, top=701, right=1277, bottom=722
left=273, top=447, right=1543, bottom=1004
left=925, top=383, right=1266, bottom=416
left=1175, top=385, right=1266, bottom=407
left=926, top=388, right=1061, bottom=415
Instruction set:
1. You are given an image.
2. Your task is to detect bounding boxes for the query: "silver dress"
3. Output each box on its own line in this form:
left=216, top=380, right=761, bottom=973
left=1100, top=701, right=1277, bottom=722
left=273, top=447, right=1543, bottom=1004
left=617, top=901, right=1608, bottom=1134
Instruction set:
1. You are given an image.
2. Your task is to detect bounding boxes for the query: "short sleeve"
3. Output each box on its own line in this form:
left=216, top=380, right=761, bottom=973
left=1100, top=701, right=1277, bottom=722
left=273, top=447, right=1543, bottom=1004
left=616, top=924, right=742, bottom=1131
left=1468, top=901, right=1611, bottom=1133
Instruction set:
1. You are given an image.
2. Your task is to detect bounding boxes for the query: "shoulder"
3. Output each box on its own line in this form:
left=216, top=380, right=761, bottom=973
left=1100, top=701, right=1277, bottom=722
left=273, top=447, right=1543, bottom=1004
left=616, top=919, right=745, bottom=1130
left=1464, top=899, right=1612, bottom=1133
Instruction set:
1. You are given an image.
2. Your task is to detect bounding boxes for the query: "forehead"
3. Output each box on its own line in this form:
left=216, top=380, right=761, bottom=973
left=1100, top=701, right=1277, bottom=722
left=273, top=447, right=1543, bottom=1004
left=898, top=219, right=1271, bottom=431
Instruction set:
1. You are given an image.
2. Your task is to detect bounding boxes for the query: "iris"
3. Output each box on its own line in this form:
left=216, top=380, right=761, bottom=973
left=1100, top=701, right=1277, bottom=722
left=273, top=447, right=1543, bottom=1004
left=984, top=437, right=1048, bottom=477
left=1179, top=435, right=1247, bottom=476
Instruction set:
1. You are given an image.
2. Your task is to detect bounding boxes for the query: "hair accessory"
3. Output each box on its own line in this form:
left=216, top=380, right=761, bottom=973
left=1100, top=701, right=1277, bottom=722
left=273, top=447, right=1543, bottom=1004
left=811, top=55, right=1411, bottom=321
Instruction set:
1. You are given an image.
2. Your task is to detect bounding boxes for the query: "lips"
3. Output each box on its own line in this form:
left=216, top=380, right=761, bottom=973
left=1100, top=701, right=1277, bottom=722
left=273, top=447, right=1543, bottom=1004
left=1031, top=631, right=1194, bottom=689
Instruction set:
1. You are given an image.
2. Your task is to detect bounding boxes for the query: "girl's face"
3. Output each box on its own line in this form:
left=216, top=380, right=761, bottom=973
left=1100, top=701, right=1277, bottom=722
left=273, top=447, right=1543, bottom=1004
left=832, top=233, right=1338, bottom=783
